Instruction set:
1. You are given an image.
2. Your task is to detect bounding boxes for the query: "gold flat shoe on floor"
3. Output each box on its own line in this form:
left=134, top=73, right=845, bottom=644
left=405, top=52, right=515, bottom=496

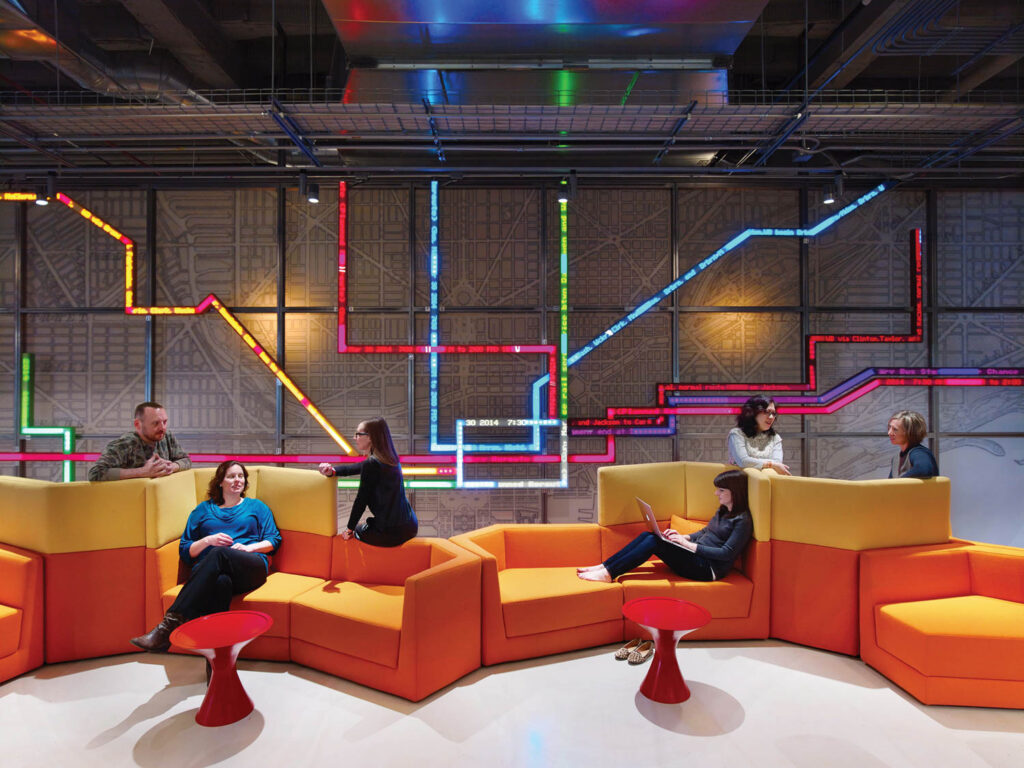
left=615, top=638, right=643, bottom=660
left=627, top=640, right=654, bottom=665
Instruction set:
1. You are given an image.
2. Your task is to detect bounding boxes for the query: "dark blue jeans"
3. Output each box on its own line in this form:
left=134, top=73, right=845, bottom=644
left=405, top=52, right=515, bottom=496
left=603, top=532, right=716, bottom=581
left=169, top=546, right=268, bottom=621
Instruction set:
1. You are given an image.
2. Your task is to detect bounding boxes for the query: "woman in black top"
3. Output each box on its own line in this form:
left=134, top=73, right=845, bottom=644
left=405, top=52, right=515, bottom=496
left=577, top=469, right=753, bottom=583
left=318, top=417, right=418, bottom=547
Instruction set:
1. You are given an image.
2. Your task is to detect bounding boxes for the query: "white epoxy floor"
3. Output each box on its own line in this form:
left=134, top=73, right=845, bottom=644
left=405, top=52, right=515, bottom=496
left=1, top=641, right=1022, bottom=767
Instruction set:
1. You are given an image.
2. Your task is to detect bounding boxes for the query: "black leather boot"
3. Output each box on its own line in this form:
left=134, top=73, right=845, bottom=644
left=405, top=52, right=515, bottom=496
left=130, top=612, right=185, bottom=652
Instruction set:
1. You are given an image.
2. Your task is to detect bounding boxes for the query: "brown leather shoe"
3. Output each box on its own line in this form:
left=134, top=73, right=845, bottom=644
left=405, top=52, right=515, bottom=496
left=130, top=612, right=185, bottom=652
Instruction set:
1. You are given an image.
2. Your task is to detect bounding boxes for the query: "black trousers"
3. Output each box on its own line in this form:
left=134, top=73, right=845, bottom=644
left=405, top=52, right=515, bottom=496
left=168, top=546, right=268, bottom=621
left=354, top=517, right=418, bottom=548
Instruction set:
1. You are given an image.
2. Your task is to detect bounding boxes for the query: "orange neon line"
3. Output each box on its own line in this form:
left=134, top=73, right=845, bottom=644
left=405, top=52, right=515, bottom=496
left=51, top=192, right=356, bottom=456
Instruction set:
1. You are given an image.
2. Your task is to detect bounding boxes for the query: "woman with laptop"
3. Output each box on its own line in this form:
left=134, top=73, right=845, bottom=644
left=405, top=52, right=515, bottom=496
left=577, top=469, right=752, bottom=584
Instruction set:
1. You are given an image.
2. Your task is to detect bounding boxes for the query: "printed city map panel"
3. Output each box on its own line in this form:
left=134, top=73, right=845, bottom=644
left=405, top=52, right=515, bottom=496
left=26, top=190, right=149, bottom=309
left=676, top=311, right=802, bottom=386
left=431, top=188, right=543, bottom=309
left=546, top=463, right=601, bottom=524
left=416, top=488, right=545, bottom=537
left=937, top=189, right=1024, bottom=308
left=805, top=312, right=930, bottom=433
left=152, top=314, right=277, bottom=443
left=678, top=434, right=740, bottom=467
left=0, top=316, right=12, bottom=436
left=156, top=189, right=278, bottom=307
left=345, top=187, right=413, bottom=310
left=347, top=310, right=413, bottom=347
left=936, top=313, right=1024, bottom=432
left=675, top=187, right=800, bottom=307
left=945, top=437, right=1024, bottom=547
left=413, top=352, right=546, bottom=447
left=0, top=204, right=14, bottom=307
left=548, top=187, right=672, bottom=308
left=417, top=310, right=544, bottom=346
left=807, top=436, right=892, bottom=481
left=808, top=189, right=925, bottom=307
left=564, top=310, right=672, bottom=419
left=23, top=313, right=147, bottom=434
left=285, top=181, right=340, bottom=307
left=282, top=314, right=411, bottom=437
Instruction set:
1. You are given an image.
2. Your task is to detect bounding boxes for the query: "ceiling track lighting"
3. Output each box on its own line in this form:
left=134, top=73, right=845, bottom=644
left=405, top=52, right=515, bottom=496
left=557, top=170, right=579, bottom=204
left=823, top=182, right=836, bottom=206
left=35, top=172, right=56, bottom=206
left=298, top=171, right=319, bottom=204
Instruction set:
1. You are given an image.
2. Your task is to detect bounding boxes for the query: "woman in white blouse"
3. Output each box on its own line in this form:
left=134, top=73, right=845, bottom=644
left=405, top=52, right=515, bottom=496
left=727, top=395, right=792, bottom=475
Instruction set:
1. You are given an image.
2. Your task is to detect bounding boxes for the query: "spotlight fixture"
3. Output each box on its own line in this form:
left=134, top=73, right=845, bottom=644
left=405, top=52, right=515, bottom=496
left=823, top=183, right=836, bottom=206
left=298, top=171, right=319, bottom=204
left=557, top=170, right=579, bottom=204
left=557, top=178, right=569, bottom=204
left=35, top=172, right=55, bottom=206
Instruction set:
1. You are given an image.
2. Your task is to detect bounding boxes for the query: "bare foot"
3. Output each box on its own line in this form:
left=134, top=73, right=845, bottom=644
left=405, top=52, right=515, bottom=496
left=576, top=564, right=602, bottom=574
left=578, top=566, right=611, bottom=583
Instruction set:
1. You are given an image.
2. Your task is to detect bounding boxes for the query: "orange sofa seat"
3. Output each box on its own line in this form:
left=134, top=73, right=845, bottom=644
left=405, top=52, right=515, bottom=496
left=0, top=543, right=44, bottom=683
left=290, top=536, right=482, bottom=702
left=860, top=542, right=1024, bottom=708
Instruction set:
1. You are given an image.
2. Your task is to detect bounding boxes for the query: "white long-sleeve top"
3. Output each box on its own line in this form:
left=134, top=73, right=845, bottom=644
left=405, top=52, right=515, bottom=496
left=727, top=427, right=783, bottom=469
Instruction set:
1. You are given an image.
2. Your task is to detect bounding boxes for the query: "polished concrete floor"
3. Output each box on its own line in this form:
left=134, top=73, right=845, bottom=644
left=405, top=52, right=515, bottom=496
left=1, top=640, right=1022, bottom=768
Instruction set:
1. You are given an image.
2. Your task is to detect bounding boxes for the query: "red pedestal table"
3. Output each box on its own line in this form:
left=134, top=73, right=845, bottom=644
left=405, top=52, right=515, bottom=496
left=622, top=597, right=711, bottom=703
left=170, top=610, right=273, bottom=726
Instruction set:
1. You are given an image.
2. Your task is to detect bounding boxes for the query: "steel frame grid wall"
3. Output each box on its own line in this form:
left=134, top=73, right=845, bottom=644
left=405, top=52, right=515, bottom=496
left=1, top=183, right=1022, bottom=537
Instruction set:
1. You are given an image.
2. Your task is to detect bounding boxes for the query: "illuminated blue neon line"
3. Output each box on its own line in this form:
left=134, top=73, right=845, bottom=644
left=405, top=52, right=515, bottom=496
left=434, top=181, right=887, bottom=456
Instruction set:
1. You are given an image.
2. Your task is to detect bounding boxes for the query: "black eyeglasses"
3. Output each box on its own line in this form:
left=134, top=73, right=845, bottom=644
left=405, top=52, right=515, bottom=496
left=354, top=431, right=368, bottom=437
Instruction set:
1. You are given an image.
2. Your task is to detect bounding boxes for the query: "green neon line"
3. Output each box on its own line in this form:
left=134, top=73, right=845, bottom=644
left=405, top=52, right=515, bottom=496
left=20, top=353, right=32, bottom=427
left=20, top=352, right=76, bottom=482
left=621, top=72, right=640, bottom=107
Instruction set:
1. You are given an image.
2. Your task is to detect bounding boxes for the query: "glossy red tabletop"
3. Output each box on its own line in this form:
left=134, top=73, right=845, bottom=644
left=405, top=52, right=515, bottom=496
left=170, top=610, right=273, bottom=650
left=622, top=597, right=711, bottom=632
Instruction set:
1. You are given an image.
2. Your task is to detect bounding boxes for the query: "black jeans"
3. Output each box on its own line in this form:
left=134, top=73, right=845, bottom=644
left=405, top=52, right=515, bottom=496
left=168, top=546, right=268, bottom=621
left=603, top=532, right=716, bottom=581
left=354, top=516, right=418, bottom=548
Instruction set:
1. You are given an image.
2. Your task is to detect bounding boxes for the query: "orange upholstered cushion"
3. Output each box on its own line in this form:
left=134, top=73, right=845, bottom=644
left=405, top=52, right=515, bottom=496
left=162, top=571, right=322, bottom=640
left=618, top=563, right=754, bottom=618
left=291, top=581, right=405, bottom=668
left=498, top=567, right=622, bottom=637
left=333, top=538, right=431, bottom=585
left=0, top=605, right=21, bottom=658
left=504, top=525, right=603, bottom=568
left=876, top=595, right=1024, bottom=681
left=969, top=549, right=1024, bottom=603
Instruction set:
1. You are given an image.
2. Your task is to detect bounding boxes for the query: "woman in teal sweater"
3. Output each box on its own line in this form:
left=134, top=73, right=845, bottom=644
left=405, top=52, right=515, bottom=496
left=130, top=460, right=281, bottom=652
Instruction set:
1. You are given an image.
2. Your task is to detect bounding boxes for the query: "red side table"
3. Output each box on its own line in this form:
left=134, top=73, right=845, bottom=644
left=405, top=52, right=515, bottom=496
left=169, top=610, right=273, bottom=727
left=622, top=597, right=711, bottom=703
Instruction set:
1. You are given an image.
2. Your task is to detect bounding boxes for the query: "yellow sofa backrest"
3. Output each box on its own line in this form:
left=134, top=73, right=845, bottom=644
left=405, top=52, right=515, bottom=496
left=597, top=461, right=770, bottom=542
left=0, top=475, right=148, bottom=553
left=145, top=465, right=336, bottom=548
left=769, top=475, right=951, bottom=550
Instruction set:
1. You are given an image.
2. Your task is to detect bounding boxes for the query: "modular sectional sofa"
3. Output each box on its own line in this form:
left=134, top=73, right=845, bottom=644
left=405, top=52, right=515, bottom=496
left=0, top=466, right=481, bottom=701
left=1, top=460, right=1021, bottom=708
left=450, top=462, right=770, bottom=665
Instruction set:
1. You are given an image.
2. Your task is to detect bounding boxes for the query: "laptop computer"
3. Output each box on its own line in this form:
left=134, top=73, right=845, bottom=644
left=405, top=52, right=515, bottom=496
left=634, top=497, right=686, bottom=549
